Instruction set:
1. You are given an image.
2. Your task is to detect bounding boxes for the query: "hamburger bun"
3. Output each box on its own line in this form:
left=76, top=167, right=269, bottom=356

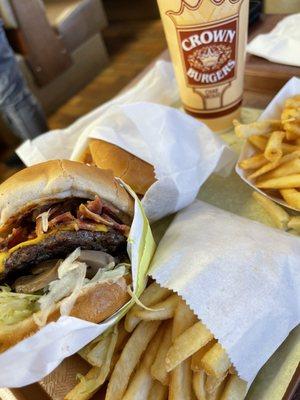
left=0, top=277, right=129, bottom=353
left=0, top=159, right=134, bottom=234
left=85, top=139, right=156, bottom=196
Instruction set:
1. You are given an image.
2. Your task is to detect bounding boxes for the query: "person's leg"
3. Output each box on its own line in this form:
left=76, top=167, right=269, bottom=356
left=0, top=21, right=48, bottom=140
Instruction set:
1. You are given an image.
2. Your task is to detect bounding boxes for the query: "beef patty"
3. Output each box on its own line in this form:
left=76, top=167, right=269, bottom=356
left=1, top=229, right=127, bottom=281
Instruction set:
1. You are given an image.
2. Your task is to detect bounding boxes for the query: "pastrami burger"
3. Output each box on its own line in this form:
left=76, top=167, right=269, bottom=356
left=0, top=160, right=134, bottom=352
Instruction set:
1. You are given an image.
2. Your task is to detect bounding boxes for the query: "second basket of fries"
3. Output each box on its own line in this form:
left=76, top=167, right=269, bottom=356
left=236, top=77, right=300, bottom=211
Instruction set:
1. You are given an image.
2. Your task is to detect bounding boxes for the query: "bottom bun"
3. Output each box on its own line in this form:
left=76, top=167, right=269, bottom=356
left=0, top=277, right=129, bottom=353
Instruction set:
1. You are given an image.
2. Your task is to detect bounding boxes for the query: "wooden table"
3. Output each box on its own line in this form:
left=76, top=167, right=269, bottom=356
left=245, top=14, right=300, bottom=102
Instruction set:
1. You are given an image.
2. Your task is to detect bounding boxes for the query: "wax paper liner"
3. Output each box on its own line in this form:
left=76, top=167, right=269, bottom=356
left=0, top=183, right=155, bottom=388
left=149, top=200, right=300, bottom=386
left=236, top=77, right=300, bottom=211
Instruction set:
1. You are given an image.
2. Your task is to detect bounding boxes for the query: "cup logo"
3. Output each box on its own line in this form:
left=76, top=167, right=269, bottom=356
left=178, top=16, right=238, bottom=87
left=188, top=44, right=232, bottom=72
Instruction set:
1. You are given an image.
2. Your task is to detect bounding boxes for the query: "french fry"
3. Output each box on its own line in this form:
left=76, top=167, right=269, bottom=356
left=148, top=380, right=168, bottom=400
left=287, top=215, right=300, bottom=231
left=169, top=300, right=198, bottom=400
left=65, top=367, right=102, bottom=400
left=124, top=283, right=170, bottom=332
left=86, top=333, right=112, bottom=367
left=238, top=154, right=267, bottom=170
left=247, top=160, right=279, bottom=180
left=260, top=159, right=300, bottom=180
left=114, top=320, right=130, bottom=353
left=264, top=131, right=285, bottom=162
left=201, top=343, right=231, bottom=378
left=219, top=375, right=247, bottom=400
left=285, top=129, right=298, bottom=141
left=285, top=95, right=300, bottom=109
left=282, top=107, right=300, bottom=139
left=207, top=378, right=227, bottom=400
left=248, top=150, right=300, bottom=180
left=281, top=109, right=293, bottom=121
left=281, top=107, right=300, bottom=122
left=191, top=340, right=217, bottom=372
left=151, top=322, right=173, bottom=385
left=234, top=120, right=282, bottom=138
left=105, top=320, right=161, bottom=400
left=169, top=358, right=193, bottom=400
left=252, top=192, right=289, bottom=230
left=193, top=370, right=207, bottom=400
left=205, top=373, right=227, bottom=394
left=134, top=294, right=179, bottom=321
left=171, top=298, right=198, bottom=340
left=280, top=188, right=300, bottom=209
left=257, top=174, right=300, bottom=189
left=122, top=326, right=163, bottom=400
left=282, top=143, right=300, bottom=154
left=166, top=322, right=213, bottom=372
left=78, top=340, right=100, bottom=364
left=65, top=325, right=118, bottom=400
left=284, top=122, right=300, bottom=136
left=248, top=135, right=268, bottom=151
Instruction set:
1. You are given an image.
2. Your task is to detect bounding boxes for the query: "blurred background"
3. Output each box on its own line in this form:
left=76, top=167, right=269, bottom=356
left=0, top=0, right=299, bottom=180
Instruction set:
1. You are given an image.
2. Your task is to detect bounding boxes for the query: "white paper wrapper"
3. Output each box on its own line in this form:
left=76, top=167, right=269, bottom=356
left=149, top=200, right=300, bottom=385
left=247, top=14, right=300, bottom=67
left=17, top=60, right=235, bottom=222
left=236, top=77, right=300, bottom=210
left=0, top=188, right=155, bottom=388
left=71, top=102, right=234, bottom=222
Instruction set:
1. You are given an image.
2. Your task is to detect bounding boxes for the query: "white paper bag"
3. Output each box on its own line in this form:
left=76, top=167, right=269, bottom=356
left=149, top=200, right=300, bottom=385
left=17, top=61, right=235, bottom=222
left=71, top=102, right=234, bottom=222
left=236, top=77, right=300, bottom=210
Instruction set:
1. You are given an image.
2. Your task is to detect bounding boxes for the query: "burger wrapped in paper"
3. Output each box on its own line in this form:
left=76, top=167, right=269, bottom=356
left=0, top=160, right=153, bottom=354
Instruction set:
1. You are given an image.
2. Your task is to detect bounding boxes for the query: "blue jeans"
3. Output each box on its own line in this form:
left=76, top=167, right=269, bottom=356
left=0, top=22, right=48, bottom=140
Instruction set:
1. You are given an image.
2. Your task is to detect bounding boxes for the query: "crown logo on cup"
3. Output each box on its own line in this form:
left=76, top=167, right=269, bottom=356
left=188, top=44, right=232, bottom=72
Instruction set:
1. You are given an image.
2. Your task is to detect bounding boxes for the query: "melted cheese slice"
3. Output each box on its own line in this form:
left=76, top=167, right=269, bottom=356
left=0, top=224, right=108, bottom=273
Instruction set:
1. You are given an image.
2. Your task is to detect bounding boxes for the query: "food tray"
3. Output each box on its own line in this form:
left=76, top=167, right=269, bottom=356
left=1, top=107, right=299, bottom=400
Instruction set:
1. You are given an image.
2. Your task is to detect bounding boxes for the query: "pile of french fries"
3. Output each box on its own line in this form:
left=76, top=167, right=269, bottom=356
left=65, top=283, right=247, bottom=400
left=236, top=94, right=300, bottom=210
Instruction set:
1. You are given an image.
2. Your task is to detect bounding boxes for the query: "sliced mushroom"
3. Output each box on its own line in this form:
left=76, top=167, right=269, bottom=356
left=14, top=260, right=60, bottom=294
left=78, top=250, right=115, bottom=279
left=31, top=259, right=60, bottom=275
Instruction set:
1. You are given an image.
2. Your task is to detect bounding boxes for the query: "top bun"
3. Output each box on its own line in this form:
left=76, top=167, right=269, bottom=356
left=0, top=160, right=134, bottom=230
left=87, top=139, right=156, bottom=196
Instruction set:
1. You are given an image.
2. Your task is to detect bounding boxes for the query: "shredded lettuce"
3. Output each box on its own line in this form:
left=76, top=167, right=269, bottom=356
left=1, top=248, right=129, bottom=327
left=0, top=287, right=40, bottom=325
left=127, top=285, right=164, bottom=312
left=35, top=249, right=128, bottom=326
